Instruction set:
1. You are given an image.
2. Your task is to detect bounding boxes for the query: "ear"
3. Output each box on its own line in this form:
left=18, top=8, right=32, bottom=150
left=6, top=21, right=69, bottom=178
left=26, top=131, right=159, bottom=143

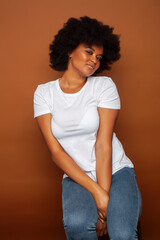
left=68, top=52, right=72, bottom=58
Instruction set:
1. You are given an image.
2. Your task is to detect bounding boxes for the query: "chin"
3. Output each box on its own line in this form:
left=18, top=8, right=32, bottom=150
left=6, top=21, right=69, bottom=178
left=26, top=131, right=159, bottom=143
left=82, top=70, right=96, bottom=77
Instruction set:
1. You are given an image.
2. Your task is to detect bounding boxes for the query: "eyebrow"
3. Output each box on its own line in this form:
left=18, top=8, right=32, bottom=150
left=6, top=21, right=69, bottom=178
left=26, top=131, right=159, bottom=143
left=86, top=46, right=103, bottom=56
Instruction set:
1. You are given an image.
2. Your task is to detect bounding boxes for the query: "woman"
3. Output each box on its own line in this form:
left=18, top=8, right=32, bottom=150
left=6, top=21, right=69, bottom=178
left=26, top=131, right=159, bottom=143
left=33, top=16, right=142, bottom=239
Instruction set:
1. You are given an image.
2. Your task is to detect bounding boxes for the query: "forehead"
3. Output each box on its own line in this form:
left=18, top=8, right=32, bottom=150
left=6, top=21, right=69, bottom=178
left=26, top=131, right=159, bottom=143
left=79, top=43, right=104, bottom=53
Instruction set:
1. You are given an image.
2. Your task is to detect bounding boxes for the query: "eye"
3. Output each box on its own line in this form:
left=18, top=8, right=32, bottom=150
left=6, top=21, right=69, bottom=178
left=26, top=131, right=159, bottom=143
left=96, top=56, right=102, bottom=61
left=85, top=49, right=93, bottom=55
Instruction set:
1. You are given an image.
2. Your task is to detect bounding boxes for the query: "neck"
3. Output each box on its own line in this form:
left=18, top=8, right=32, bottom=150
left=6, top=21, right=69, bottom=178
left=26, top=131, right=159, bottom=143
left=60, top=68, right=87, bottom=89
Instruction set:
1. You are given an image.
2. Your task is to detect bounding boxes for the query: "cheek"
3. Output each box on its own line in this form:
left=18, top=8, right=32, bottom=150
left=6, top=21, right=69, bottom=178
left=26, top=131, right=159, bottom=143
left=96, top=62, right=101, bottom=69
left=73, top=53, right=87, bottom=64
left=79, top=52, right=89, bottom=62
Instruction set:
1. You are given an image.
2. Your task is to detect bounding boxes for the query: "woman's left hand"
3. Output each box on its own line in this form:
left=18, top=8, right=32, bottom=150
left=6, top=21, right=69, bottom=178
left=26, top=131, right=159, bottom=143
left=96, top=218, right=107, bottom=237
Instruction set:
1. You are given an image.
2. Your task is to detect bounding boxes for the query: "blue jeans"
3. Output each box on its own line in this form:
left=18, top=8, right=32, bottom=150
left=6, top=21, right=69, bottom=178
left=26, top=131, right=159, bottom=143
left=62, top=167, right=142, bottom=240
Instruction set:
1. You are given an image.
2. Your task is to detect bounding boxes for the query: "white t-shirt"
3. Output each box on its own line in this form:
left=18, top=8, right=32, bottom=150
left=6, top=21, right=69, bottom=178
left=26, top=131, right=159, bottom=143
left=33, top=76, right=134, bottom=181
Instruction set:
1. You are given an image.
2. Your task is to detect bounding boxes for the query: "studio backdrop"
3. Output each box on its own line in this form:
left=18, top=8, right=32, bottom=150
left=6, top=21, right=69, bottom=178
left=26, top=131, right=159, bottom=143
left=0, top=0, right=160, bottom=239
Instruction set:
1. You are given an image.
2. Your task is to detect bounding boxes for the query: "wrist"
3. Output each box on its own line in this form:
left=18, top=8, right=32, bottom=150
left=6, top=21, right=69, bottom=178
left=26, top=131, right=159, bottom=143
left=88, top=180, right=101, bottom=197
left=90, top=181, right=105, bottom=199
left=104, top=188, right=110, bottom=197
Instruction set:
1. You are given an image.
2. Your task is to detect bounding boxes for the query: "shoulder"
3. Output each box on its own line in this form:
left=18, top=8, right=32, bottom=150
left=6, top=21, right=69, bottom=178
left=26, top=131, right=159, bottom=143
left=90, top=76, right=120, bottom=109
left=35, top=79, right=57, bottom=91
left=34, top=79, right=58, bottom=96
left=89, top=75, right=118, bottom=94
left=89, top=75, right=116, bottom=87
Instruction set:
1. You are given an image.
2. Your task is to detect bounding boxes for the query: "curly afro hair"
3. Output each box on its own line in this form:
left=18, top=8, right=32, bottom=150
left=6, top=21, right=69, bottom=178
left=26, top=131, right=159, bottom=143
left=49, top=16, right=121, bottom=74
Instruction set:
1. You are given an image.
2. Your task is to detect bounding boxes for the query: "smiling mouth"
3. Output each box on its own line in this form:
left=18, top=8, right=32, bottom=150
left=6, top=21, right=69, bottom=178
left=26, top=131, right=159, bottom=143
left=86, top=64, right=95, bottom=70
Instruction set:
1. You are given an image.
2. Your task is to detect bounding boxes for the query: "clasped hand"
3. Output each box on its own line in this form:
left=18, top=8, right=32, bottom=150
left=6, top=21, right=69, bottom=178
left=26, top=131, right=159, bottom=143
left=93, top=186, right=110, bottom=237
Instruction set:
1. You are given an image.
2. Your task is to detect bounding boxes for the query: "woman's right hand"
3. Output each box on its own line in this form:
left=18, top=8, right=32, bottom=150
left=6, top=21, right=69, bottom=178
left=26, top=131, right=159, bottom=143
left=93, top=185, right=110, bottom=221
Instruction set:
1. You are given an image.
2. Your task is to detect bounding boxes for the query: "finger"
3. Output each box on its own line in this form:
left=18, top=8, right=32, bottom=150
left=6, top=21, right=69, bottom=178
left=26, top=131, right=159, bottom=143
left=99, top=216, right=107, bottom=222
left=104, top=224, right=107, bottom=235
left=96, top=220, right=103, bottom=237
left=98, top=211, right=106, bottom=221
left=99, top=230, right=103, bottom=237
left=96, top=220, right=106, bottom=237
left=96, top=227, right=100, bottom=237
left=98, top=210, right=107, bottom=220
left=97, top=227, right=103, bottom=237
left=99, top=223, right=107, bottom=236
left=98, top=217, right=104, bottom=223
left=98, top=213, right=107, bottom=223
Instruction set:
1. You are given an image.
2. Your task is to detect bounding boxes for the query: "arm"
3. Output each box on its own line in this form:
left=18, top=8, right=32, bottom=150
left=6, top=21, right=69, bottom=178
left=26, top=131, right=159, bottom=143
left=35, top=113, right=109, bottom=218
left=95, top=108, right=119, bottom=236
left=95, top=108, right=119, bottom=194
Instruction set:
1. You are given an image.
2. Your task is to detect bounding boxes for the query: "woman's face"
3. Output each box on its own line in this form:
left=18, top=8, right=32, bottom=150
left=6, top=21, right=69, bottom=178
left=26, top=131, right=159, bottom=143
left=68, top=44, right=104, bottom=77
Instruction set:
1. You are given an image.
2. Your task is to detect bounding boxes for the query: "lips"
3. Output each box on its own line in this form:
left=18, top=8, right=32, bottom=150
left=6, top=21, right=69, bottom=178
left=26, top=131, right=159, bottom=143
left=86, top=64, right=95, bottom=70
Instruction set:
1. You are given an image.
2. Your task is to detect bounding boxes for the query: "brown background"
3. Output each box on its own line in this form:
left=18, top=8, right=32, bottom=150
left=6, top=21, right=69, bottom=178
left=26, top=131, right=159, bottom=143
left=0, top=0, right=160, bottom=239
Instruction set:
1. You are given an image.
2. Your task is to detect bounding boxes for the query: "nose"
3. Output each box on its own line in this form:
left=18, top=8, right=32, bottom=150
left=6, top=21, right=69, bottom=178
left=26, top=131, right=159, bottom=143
left=90, top=54, right=97, bottom=65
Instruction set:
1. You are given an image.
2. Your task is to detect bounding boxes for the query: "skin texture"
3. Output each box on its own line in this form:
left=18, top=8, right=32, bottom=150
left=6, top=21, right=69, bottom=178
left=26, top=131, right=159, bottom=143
left=35, top=43, right=119, bottom=237
left=95, top=107, right=119, bottom=236
left=58, top=44, right=103, bottom=93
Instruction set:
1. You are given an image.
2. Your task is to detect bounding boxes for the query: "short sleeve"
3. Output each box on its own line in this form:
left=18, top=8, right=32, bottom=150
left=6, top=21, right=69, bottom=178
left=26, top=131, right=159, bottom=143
left=33, top=85, right=51, bottom=118
left=97, top=77, right=121, bottom=109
